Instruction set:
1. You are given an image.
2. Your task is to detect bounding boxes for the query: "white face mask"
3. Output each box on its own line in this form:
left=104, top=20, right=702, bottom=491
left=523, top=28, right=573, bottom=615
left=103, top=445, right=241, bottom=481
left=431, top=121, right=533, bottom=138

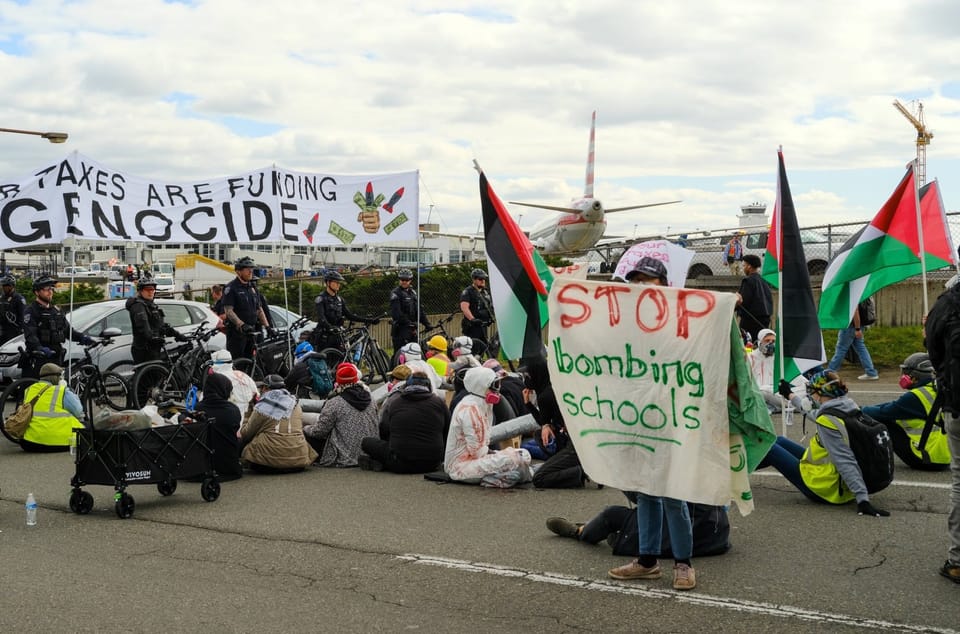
left=799, top=395, right=818, bottom=412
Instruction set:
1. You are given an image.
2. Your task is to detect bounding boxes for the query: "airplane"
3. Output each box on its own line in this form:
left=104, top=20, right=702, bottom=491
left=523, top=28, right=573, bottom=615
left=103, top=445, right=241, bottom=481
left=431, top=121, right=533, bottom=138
left=510, top=110, right=681, bottom=255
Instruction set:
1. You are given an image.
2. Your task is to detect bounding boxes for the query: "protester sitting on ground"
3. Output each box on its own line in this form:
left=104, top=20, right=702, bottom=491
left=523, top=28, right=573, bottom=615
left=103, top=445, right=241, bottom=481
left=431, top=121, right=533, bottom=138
left=20, top=363, right=84, bottom=453
left=425, top=334, right=452, bottom=379
left=302, top=362, right=378, bottom=468
left=294, top=331, right=314, bottom=361
left=209, top=349, right=259, bottom=412
left=747, top=328, right=806, bottom=414
left=443, top=367, right=532, bottom=487
left=397, top=342, right=444, bottom=393
left=195, top=372, right=243, bottom=481
left=374, top=365, right=413, bottom=412
left=484, top=359, right=526, bottom=420
left=545, top=493, right=731, bottom=559
left=446, top=335, right=481, bottom=378
left=861, top=353, right=950, bottom=471
left=359, top=371, right=451, bottom=473
left=240, top=374, right=317, bottom=473
left=761, top=370, right=891, bottom=515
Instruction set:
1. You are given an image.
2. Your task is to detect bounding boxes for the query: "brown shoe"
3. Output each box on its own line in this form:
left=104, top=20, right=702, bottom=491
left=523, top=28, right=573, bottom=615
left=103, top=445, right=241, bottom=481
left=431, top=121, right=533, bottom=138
left=673, top=563, right=696, bottom=590
left=608, top=559, right=661, bottom=580
left=940, top=560, right=960, bottom=584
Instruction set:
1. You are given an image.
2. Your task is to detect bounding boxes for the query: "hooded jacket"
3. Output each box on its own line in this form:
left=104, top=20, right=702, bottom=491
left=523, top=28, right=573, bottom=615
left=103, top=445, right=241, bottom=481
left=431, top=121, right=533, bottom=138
left=303, top=384, right=378, bottom=467
left=240, top=388, right=317, bottom=469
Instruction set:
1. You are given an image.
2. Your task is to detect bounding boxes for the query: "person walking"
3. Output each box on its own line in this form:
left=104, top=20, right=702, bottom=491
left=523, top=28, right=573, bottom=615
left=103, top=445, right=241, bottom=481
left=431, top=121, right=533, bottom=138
left=826, top=299, right=879, bottom=381
left=389, top=269, right=431, bottom=358
left=222, top=257, right=270, bottom=363
left=0, top=275, right=26, bottom=345
left=723, top=231, right=744, bottom=276
left=22, top=276, right=92, bottom=379
left=459, top=268, right=493, bottom=352
left=735, top=254, right=772, bottom=343
left=126, top=277, right=188, bottom=364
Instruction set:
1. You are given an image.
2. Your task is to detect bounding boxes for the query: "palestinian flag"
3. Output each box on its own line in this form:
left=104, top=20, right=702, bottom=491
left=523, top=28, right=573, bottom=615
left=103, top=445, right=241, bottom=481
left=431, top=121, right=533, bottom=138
left=818, top=165, right=956, bottom=328
left=480, top=171, right=554, bottom=360
left=761, top=150, right=826, bottom=382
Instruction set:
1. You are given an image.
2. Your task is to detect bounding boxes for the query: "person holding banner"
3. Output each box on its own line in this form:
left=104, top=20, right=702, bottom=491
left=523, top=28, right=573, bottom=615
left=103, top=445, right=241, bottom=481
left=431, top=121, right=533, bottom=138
left=22, top=276, right=93, bottom=379
left=223, top=257, right=271, bottom=362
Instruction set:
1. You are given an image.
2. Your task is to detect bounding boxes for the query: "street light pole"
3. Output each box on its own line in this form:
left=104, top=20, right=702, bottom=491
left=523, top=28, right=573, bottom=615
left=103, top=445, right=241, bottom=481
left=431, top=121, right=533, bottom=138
left=0, top=126, right=69, bottom=143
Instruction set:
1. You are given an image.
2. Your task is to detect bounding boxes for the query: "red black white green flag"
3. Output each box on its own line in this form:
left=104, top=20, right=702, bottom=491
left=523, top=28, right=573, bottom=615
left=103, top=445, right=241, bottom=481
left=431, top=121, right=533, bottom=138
left=818, top=165, right=956, bottom=328
left=761, top=150, right=826, bottom=382
left=480, top=171, right=553, bottom=360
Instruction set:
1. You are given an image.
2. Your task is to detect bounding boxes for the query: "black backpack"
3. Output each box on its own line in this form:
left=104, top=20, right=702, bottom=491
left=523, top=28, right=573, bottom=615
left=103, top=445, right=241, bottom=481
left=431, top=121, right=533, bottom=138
left=857, top=297, right=877, bottom=326
left=818, top=407, right=894, bottom=494
left=611, top=502, right=731, bottom=558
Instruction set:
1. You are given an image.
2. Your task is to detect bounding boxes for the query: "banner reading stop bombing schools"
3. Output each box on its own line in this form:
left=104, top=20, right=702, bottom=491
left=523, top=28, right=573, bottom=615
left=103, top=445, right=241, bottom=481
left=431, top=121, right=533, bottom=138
left=0, top=152, right=419, bottom=249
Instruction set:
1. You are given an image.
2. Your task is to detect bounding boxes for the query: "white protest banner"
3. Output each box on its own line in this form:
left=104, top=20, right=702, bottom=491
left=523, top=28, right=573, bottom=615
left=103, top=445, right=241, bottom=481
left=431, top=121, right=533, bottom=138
left=547, top=278, right=738, bottom=505
left=0, top=152, right=419, bottom=249
left=549, top=263, right=590, bottom=280
left=612, top=240, right=695, bottom=288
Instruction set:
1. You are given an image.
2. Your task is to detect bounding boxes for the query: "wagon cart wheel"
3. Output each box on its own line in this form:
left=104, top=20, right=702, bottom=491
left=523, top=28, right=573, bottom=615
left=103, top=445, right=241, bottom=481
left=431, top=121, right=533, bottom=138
left=200, top=478, right=221, bottom=502
left=157, top=480, right=178, bottom=497
left=69, top=489, right=94, bottom=515
left=114, top=492, right=135, bottom=519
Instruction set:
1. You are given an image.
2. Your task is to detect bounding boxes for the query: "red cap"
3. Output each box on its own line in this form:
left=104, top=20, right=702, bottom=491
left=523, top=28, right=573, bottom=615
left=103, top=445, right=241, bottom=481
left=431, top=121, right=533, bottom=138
left=335, top=362, right=361, bottom=385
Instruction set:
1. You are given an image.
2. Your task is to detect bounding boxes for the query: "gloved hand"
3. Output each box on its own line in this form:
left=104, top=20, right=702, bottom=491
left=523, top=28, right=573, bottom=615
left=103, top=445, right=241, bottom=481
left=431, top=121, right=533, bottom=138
left=151, top=336, right=165, bottom=347
left=857, top=501, right=890, bottom=517
left=173, top=332, right=189, bottom=343
left=777, top=379, right=793, bottom=401
left=39, top=346, right=53, bottom=358
left=366, top=317, right=380, bottom=326
left=471, top=318, right=483, bottom=326
left=241, top=324, right=255, bottom=335
left=267, top=327, right=278, bottom=338
left=80, top=335, right=95, bottom=346
left=422, top=322, right=433, bottom=330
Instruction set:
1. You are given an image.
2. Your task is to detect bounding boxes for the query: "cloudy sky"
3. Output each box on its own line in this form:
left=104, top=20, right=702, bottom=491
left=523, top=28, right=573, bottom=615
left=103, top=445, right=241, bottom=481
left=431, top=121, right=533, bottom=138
left=2, top=0, right=959, bottom=242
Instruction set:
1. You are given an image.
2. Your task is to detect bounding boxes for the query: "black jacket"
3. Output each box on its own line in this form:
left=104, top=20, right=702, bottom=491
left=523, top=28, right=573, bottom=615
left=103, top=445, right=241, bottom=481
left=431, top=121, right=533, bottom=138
left=378, top=388, right=450, bottom=464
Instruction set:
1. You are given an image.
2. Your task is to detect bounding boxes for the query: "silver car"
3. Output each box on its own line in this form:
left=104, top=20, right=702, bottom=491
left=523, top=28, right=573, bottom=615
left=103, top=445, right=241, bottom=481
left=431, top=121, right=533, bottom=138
left=0, top=299, right=225, bottom=382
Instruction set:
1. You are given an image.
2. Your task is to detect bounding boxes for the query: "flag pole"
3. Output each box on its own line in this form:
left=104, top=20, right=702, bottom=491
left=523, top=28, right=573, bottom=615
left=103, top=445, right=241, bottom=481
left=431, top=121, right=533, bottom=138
left=776, top=147, right=788, bottom=437
left=912, top=160, right=930, bottom=316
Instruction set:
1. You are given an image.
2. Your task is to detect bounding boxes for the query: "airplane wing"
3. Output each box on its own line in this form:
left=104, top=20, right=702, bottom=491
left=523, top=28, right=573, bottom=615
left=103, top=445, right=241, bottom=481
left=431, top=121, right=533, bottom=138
left=507, top=201, right=582, bottom=214
left=605, top=200, right=682, bottom=213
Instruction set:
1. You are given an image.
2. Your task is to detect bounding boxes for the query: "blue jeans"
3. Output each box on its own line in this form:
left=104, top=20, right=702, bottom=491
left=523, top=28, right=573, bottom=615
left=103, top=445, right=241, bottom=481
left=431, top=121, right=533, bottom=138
left=757, top=436, right=824, bottom=504
left=635, top=493, right=692, bottom=560
left=827, top=327, right=877, bottom=376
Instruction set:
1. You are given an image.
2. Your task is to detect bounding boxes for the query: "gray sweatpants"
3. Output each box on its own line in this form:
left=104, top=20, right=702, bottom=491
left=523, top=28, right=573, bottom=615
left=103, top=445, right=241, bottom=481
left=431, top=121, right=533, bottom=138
left=947, top=413, right=960, bottom=565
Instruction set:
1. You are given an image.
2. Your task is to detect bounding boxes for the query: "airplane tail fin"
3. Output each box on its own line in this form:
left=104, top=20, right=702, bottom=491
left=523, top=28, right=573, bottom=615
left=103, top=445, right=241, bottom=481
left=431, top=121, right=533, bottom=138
left=584, top=110, right=596, bottom=199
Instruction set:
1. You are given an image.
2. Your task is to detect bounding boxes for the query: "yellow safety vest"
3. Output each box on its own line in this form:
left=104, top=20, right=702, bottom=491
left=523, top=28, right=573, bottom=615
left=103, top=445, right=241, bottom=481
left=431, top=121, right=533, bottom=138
left=897, top=385, right=951, bottom=465
left=21, top=381, right=83, bottom=447
left=798, top=411, right=855, bottom=504
left=427, top=353, right=450, bottom=379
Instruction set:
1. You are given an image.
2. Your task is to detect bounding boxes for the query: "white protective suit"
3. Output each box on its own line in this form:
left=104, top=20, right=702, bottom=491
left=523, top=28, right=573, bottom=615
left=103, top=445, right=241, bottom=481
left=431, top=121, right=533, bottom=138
left=443, top=367, right=531, bottom=487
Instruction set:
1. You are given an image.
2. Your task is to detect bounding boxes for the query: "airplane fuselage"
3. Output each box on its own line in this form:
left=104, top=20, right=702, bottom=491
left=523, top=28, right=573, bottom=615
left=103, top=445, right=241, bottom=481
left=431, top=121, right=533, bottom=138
left=529, top=197, right=607, bottom=254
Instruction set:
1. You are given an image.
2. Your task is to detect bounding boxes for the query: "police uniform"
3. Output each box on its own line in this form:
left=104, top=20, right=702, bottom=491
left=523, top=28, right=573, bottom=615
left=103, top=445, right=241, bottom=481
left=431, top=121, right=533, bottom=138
left=0, top=288, right=26, bottom=344
left=389, top=285, right=429, bottom=351
left=222, top=277, right=263, bottom=360
left=313, top=291, right=365, bottom=351
left=126, top=295, right=181, bottom=364
left=460, top=285, right=492, bottom=345
left=22, top=301, right=74, bottom=378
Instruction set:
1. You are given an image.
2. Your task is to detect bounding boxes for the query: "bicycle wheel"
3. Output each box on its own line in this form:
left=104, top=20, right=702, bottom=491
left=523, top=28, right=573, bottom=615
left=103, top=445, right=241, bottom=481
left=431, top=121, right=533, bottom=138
left=106, top=359, right=136, bottom=384
left=365, top=346, right=391, bottom=385
left=232, top=357, right=265, bottom=382
left=130, top=363, right=174, bottom=408
left=0, top=378, right=39, bottom=443
left=101, top=371, right=130, bottom=411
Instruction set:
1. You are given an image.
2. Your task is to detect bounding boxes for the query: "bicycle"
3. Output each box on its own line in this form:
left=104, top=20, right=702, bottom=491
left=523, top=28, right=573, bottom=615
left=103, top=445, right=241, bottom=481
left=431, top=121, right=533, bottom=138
left=128, top=323, right=219, bottom=409
left=0, top=330, right=130, bottom=443
left=233, top=315, right=309, bottom=381
left=419, top=311, right=459, bottom=356
left=317, top=317, right=391, bottom=386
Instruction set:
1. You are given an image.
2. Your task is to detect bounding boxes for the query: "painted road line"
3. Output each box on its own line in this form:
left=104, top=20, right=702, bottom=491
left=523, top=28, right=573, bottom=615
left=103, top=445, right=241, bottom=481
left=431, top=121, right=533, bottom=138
left=752, top=470, right=952, bottom=490
left=397, top=554, right=957, bottom=634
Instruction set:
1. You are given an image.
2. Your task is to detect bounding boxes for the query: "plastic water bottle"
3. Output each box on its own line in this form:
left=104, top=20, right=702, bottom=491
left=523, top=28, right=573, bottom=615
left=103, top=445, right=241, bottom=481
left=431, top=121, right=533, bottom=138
left=783, top=404, right=795, bottom=427
left=25, top=492, right=37, bottom=526
left=69, top=433, right=77, bottom=458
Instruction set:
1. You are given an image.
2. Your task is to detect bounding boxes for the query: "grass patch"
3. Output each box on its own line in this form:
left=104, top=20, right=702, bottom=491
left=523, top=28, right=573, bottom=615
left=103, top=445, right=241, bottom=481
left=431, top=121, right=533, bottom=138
left=820, top=325, right=925, bottom=370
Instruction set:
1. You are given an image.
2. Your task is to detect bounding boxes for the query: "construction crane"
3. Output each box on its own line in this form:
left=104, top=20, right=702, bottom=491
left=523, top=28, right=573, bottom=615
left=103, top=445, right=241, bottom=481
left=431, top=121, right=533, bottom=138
left=893, top=99, right=934, bottom=185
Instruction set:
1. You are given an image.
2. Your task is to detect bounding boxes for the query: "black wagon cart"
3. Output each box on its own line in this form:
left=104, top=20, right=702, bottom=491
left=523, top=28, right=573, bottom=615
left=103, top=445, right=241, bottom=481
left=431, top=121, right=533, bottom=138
left=69, top=421, right=221, bottom=519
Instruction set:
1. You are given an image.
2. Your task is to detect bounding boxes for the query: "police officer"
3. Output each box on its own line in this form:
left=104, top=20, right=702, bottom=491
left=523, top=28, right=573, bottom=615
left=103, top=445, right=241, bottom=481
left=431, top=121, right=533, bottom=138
left=389, top=269, right=431, bottom=354
left=126, top=277, right=188, bottom=364
left=22, top=276, right=92, bottom=379
left=459, top=268, right=493, bottom=348
left=313, top=270, right=376, bottom=351
left=222, top=257, right=270, bottom=361
left=0, top=275, right=26, bottom=345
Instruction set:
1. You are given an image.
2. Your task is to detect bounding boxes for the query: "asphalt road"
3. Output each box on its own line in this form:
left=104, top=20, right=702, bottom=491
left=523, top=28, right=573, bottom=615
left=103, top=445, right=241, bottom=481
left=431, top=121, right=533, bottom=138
left=0, top=373, right=956, bottom=633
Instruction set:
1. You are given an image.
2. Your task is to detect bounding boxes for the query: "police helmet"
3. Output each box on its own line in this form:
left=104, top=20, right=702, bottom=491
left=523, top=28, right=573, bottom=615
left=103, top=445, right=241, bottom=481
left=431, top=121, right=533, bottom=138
left=397, top=269, right=414, bottom=280
left=137, top=278, right=158, bottom=291
left=32, top=275, right=57, bottom=291
left=0, top=275, right=15, bottom=286
left=900, top=352, right=934, bottom=378
left=625, top=257, right=668, bottom=285
left=234, top=256, right=256, bottom=270
left=471, top=268, right=488, bottom=280
left=324, top=270, right=345, bottom=283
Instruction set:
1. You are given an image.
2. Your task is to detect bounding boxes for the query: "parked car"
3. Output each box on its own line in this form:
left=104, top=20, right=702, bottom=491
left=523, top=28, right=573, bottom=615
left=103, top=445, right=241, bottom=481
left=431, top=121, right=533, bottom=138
left=58, top=266, right=98, bottom=278
left=0, top=299, right=225, bottom=383
left=685, top=228, right=846, bottom=279
left=153, top=275, right=176, bottom=297
left=267, top=305, right=317, bottom=342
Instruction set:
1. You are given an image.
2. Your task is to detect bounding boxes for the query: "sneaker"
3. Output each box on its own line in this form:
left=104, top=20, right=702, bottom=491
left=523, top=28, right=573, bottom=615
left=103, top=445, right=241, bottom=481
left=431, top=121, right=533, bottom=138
left=673, top=563, right=697, bottom=590
left=545, top=517, right=582, bottom=539
left=857, top=374, right=880, bottom=381
left=608, top=559, right=661, bottom=580
left=357, top=454, right=384, bottom=472
left=940, top=560, right=960, bottom=584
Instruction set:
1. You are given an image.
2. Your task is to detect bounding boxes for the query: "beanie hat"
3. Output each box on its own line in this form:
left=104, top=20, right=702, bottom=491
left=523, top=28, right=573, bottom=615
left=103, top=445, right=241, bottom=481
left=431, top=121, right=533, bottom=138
left=427, top=335, right=448, bottom=352
left=399, top=342, right=423, bottom=360
left=452, top=336, right=473, bottom=354
left=390, top=365, right=413, bottom=381
left=39, top=363, right=63, bottom=381
left=264, top=374, right=286, bottom=390
left=335, top=362, right=361, bottom=385
left=211, top=349, right=233, bottom=364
